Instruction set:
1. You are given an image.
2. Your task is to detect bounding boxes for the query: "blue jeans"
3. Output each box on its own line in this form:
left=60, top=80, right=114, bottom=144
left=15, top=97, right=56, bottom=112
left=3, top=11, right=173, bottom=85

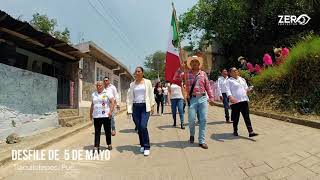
left=188, top=96, right=208, bottom=144
left=132, top=103, right=150, bottom=150
left=170, top=98, right=184, bottom=125
left=222, top=93, right=230, bottom=121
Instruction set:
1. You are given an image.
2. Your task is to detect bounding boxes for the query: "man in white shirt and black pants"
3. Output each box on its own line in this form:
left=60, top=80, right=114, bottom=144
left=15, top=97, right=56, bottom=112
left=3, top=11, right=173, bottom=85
left=226, top=67, right=258, bottom=137
left=104, top=77, right=120, bottom=136
left=217, top=68, right=231, bottom=123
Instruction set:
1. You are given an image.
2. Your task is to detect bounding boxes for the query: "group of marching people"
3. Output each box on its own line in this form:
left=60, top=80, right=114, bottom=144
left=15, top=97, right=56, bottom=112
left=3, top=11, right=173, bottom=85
left=89, top=55, right=259, bottom=157
left=238, top=47, right=290, bottom=76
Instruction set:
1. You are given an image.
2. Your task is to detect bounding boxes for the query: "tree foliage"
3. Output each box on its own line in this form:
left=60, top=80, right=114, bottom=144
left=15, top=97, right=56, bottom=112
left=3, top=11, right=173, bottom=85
left=30, top=13, right=71, bottom=43
left=179, top=0, right=320, bottom=66
left=143, top=51, right=166, bottom=81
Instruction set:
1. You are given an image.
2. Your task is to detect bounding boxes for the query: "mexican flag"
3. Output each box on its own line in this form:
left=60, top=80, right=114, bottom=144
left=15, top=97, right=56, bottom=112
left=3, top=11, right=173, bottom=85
left=165, top=8, right=180, bottom=82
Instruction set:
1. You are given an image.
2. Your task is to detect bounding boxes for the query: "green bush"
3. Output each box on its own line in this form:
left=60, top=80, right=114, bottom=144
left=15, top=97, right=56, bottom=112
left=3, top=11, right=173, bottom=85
left=239, top=70, right=251, bottom=80
left=251, top=36, right=320, bottom=114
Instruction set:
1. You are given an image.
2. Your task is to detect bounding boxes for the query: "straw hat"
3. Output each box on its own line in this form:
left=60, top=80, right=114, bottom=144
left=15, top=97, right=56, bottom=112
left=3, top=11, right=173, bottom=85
left=237, top=56, right=245, bottom=62
left=187, top=56, right=203, bottom=69
left=274, top=48, right=282, bottom=54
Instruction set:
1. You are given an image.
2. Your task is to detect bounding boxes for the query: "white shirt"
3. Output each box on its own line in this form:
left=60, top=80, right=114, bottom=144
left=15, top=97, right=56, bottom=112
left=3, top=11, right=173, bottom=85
left=226, top=77, right=249, bottom=104
left=126, top=78, right=156, bottom=113
left=92, top=89, right=114, bottom=118
left=133, top=83, right=146, bottom=103
left=170, top=84, right=183, bottom=99
left=105, top=84, right=120, bottom=105
left=163, top=87, right=168, bottom=95
left=217, top=76, right=229, bottom=96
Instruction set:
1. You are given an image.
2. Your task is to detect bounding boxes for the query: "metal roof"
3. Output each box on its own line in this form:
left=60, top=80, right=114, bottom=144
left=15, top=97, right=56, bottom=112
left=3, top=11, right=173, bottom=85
left=0, top=10, right=83, bottom=61
left=75, top=41, right=134, bottom=80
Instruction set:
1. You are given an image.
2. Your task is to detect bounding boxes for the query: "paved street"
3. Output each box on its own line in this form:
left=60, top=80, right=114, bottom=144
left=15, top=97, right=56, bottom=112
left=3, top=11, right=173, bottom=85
left=1, top=106, right=320, bottom=180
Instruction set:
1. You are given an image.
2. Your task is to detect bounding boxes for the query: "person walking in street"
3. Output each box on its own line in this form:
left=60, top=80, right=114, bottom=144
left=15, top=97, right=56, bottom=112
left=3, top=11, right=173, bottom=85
left=217, top=68, right=231, bottom=123
left=226, top=67, right=258, bottom=137
left=103, top=77, right=120, bottom=136
left=154, top=82, right=164, bottom=116
left=169, top=80, right=185, bottom=129
left=90, top=81, right=115, bottom=152
left=126, top=66, right=155, bottom=156
left=185, top=56, right=215, bottom=149
left=163, top=83, right=169, bottom=106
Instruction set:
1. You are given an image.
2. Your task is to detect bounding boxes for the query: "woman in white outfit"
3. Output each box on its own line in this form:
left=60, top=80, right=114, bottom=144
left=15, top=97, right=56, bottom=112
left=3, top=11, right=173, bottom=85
left=126, top=67, right=155, bottom=156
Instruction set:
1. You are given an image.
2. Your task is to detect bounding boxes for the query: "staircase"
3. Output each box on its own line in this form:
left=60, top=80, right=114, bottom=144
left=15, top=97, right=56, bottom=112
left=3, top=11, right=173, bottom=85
left=58, top=109, right=84, bottom=127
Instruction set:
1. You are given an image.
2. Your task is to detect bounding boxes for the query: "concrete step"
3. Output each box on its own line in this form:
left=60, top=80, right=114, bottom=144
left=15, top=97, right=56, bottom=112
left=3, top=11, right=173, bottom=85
left=58, top=109, right=79, bottom=118
left=59, top=116, right=84, bottom=127
left=65, top=117, right=85, bottom=127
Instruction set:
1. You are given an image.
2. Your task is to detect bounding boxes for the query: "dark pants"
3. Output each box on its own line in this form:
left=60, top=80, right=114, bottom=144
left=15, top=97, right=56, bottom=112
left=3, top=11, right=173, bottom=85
left=230, top=101, right=253, bottom=133
left=132, top=103, right=151, bottom=150
left=156, top=98, right=164, bottom=114
left=131, top=114, right=137, bottom=130
left=222, top=93, right=230, bottom=121
left=93, top=117, right=111, bottom=147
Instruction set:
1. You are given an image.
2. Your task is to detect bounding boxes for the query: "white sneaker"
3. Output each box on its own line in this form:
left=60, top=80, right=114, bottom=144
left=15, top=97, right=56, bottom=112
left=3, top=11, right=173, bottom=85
left=161, top=114, right=164, bottom=116
left=144, top=150, right=150, bottom=156
left=140, top=147, right=144, bottom=153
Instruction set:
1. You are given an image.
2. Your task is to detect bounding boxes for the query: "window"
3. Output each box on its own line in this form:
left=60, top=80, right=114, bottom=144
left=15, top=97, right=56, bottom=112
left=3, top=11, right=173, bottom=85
left=96, top=67, right=100, bottom=81
left=95, top=64, right=112, bottom=82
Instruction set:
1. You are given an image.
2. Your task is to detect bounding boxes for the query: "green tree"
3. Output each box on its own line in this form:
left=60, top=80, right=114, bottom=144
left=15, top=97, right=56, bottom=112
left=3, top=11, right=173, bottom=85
left=179, top=0, right=319, bottom=65
left=30, top=13, right=71, bottom=43
left=143, top=51, right=166, bottom=81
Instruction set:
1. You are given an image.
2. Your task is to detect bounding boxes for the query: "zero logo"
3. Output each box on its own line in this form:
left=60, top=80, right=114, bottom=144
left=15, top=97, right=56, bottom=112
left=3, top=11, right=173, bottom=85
left=278, top=14, right=311, bottom=25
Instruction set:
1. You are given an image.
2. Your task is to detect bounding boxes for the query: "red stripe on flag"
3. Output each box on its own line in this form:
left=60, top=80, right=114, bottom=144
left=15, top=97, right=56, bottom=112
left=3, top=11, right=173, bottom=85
left=165, top=52, right=180, bottom=82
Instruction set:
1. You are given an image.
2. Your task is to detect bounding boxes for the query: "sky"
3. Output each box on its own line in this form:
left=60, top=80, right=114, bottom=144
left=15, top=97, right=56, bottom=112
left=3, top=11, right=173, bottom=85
left=0, top=0, right=198, bottom=72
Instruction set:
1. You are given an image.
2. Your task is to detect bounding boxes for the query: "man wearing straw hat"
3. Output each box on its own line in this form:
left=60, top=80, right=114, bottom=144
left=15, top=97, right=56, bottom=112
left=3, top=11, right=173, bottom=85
left=185, top=55, right=214, bottom=149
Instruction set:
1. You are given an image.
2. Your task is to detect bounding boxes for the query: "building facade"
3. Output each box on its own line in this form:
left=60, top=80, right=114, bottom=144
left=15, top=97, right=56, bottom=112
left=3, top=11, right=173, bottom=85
left=0, top=10, right=83, bottom=139
left=75, top=42, right=133, bottom=119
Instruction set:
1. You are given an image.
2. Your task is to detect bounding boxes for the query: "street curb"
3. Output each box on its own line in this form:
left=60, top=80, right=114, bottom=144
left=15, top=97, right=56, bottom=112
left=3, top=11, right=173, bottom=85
left=213, top=102, right=320, bottom=129
left=0, top=109, right=126, bottom=167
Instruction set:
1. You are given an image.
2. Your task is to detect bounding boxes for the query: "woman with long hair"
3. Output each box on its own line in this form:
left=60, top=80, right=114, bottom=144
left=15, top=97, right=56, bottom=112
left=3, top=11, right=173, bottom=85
left=154, top=82, right=164, bottom=116
left=126, top=67, right=155, bottom=156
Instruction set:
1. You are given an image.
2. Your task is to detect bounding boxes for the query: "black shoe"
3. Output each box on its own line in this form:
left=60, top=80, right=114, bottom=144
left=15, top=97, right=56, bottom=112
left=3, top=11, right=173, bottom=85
left=173, top=123, right=176, bottom=127
left=233, top=132, right=239, bottom=136
left=249, top=132, right=259, bottom=137
left=181, top=124, right=185, bottom=129
left=189, top=136, right=194, bottom=143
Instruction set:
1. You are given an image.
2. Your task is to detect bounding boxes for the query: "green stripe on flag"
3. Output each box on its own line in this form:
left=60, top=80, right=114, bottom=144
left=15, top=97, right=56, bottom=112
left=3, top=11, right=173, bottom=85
left=171, top=11, right=179, bottom=48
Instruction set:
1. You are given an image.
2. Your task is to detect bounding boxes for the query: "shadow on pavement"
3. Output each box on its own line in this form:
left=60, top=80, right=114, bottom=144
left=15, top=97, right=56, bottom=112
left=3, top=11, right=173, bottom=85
left=116, top=145, right=141, bottom=155
left=83, top=145, right=108, bottom=151
left=157, top=123, right=190, bottom=130
left=119, top=129, right=136, bottom=133
left=151, top=140, right=198, bottom=149
left=211, top=133, right=256, bottom=142
left=207, top=121, right=228, bottom=125
left=157, top=124, right=176, bottom=130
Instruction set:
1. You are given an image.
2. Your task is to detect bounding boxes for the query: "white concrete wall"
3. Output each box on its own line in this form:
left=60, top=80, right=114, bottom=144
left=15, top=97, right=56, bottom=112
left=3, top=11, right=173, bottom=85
left=0, top=63, right=59, bottom=140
